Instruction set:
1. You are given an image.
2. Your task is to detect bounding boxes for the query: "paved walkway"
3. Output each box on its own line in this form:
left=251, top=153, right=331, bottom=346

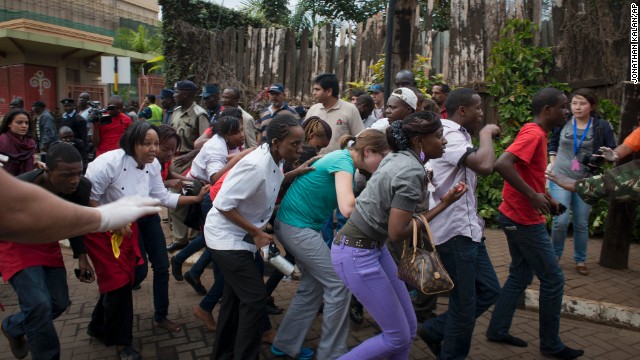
left=1, top=228, right=639, bottom=359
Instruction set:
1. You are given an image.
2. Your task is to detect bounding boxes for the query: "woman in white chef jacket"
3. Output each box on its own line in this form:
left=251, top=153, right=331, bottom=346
left=205, top=114, right=312, bottom=360
left=85, top=121, right=208, bottom=359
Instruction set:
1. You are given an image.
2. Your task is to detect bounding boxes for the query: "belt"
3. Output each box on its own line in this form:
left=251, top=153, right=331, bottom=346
left=333, top=235, right=380, bottom=250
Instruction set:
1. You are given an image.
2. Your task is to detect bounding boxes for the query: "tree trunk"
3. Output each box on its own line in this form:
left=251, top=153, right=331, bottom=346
left=599, top=82, right=640, bottom=269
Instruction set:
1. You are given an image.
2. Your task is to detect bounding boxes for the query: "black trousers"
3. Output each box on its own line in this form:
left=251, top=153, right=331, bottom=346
left=210, top=249, right=267, bottom=360
left=88, top=284, right=133, bottom=346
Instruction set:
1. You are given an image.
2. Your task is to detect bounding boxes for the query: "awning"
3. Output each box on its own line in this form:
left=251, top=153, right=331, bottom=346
left=0, top=28, right=155, bottom=63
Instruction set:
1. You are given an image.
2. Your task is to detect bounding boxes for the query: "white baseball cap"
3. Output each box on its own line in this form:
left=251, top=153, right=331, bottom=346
left=390, top=87, right=418, bottom=110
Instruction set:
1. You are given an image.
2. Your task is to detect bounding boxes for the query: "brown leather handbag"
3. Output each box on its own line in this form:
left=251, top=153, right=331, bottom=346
left=397, top=213, right=454, bottom=295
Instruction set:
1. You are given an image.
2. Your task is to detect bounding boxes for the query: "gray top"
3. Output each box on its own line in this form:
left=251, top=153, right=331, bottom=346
left=350, top=150, right=426, bottom=240
left=551, top=121, right=594, bottom=180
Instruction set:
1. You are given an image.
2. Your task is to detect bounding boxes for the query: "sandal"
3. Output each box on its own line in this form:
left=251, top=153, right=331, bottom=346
left=155, top=318, right=181, bottom=333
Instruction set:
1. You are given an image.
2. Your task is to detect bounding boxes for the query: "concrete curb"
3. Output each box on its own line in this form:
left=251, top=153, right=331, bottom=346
left=525, top=289, right=640, bottom=329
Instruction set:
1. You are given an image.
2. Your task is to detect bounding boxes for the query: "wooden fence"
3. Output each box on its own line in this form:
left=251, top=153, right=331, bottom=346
left=173, top=0, right=629, bottom=106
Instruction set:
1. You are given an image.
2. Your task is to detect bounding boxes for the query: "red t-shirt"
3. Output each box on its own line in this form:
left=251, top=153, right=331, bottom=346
left=161, top=159, right=172, bottom=181
left=96, top=113, right=132, bottom=157
left=210, top=170, right=229, bottom=200
left=498, top=123, right=548, bottom=225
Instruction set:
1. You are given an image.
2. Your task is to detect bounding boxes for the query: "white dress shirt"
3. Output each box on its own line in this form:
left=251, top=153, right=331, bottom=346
left=205, top=143, right=283, bottom=252
left=86, top=149, right=180, bottom=208
left=189, top=134, right=240, bottom=183
left=428, top=119, right=484, bottom=244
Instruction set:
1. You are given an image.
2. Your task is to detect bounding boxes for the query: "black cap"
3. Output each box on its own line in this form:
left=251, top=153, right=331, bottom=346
left=174, top=80, right=198, bottom=90
left=61, top=98, right=75, bottom=105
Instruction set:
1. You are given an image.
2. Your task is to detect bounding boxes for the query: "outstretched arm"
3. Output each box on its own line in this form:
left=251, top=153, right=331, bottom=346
left=0, top=169, right=160, bottom=243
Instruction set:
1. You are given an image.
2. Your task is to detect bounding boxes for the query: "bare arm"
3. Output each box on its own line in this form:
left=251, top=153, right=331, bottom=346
left=176, top=185, right=210, bottom=205
left=494, top=152, right=553, bottom=215
left=464, top=125, right=500, bottom=176
left=194, top=130, right=213, bottom=150
left=335, top=171, right=356, bottom=218
left=388, top=208, right=414, bottom=242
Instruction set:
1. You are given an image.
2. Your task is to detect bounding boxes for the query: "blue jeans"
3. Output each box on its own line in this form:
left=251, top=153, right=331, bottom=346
left=421, top=236, right=500, bottom=360
left=332, top=242, right=416, bottom=360
left=134, top=214, right=170, bottom=322
left=487, top=212, right=565, bottom=354
left=199, top=255, right=225, bottom=312
left=548, top=181, right=592, bottom=263
left=3, top=266, right=69, bottom=360
left=321, top=210, right=348, bottom=248
left=176, top=234, right=213, bottom=278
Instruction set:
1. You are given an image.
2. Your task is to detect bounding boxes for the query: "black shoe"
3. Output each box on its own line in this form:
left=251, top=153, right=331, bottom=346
left=416, top=322, right=441, bottom=356
left=87, top=328, right=106, bottom=345
left=1, top=323, right=28, bottom=359
left=487, top=334, right=528, bottom=347
left=117, top=345, right=142, bottom=360
left=170, top=256, right=183, bottom=281
left=184, top=271, right=207, bottom=295
left=543, top=346, right=584, bottom=360
left=266, top=296, right=283, bottom=315
left=166, top=242, right=187, bottom=252
left=349, top=302, right=364, bottom=324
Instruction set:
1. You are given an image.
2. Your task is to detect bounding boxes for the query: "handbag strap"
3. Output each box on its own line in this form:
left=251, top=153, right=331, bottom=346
left=416, top=213, right=436, bottom=252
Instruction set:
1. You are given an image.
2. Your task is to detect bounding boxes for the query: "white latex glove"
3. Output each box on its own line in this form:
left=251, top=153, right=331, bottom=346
left=598, top=147, right=618, bottom=162
left=95, top=196, right=161, bottom=232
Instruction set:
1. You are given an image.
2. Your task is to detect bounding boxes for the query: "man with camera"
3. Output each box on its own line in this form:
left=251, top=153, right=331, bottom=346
left=91, top=95, right=132, bottom=158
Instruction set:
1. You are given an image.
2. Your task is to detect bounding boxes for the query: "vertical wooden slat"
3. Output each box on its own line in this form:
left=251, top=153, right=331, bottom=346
left=272, top=29, right=284, bottom=86
left=297, top=28, right=310, bottom=101
left=249, top=27, right=259, bottom=88
left=354, top=22, right=363, bottom=81
left=346, top=25, right=353, bottom=85
left=337, top=25, right=347, bottom=91
left=319, top=24, right=328, bottom=74
left=237, top=28, right=246, bottom=84
left=257, top=28, right=267, bottom=88
left=284, top=28, right=296, bottom=92
left=312, top=25, right=320, bottom=77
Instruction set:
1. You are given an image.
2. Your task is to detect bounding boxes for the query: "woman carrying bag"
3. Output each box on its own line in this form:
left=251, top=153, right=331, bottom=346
left=331, top=112, right=466, bottom=360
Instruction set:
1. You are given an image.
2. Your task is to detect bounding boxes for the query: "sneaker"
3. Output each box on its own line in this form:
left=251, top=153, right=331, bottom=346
left=170, top=256, right=183, bottom=281
left=184, top=271, right=207, bottom=295
left=271, top=345, right=314, bottom=360
left=1, top=323, right=28, bottom=359
left=117, top=345, right=142, bottom=360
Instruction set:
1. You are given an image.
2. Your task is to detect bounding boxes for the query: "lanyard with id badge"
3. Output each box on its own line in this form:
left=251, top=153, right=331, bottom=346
left=571, top=117, right=592, bottom=171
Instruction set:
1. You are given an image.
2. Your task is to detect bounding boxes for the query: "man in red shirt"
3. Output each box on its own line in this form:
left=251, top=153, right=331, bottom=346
left=0, top=143, right=94, bottom=359
left=91, top=95, right=132, bottom=157
left=487, top=88, right=584, bottom=360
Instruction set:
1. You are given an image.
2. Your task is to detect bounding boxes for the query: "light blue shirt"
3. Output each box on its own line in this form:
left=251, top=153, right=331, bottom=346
left=278, top=149, right=354, bottom=230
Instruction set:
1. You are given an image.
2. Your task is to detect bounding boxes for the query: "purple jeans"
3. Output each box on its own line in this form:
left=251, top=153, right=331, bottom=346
left=331, top=240, right=416, bottom=360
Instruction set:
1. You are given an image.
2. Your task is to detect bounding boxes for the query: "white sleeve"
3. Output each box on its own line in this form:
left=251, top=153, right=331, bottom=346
left=147, top=160, right=180, bottom=208
left=213, top=158, right=263, bottom=212
left=85, top=154, right=114, bottom=203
